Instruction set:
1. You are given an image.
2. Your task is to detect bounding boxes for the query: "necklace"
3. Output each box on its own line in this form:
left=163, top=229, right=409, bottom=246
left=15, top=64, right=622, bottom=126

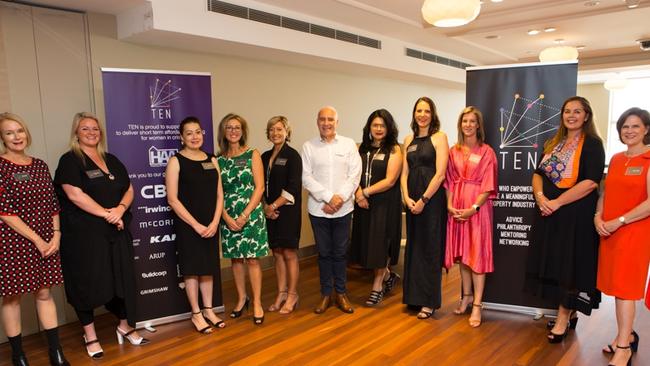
left=364, top=147, right=381, bottom=188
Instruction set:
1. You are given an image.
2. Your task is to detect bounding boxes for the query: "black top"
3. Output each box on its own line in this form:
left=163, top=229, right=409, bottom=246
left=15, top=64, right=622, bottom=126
left=261, top=143, right=302, bottom=248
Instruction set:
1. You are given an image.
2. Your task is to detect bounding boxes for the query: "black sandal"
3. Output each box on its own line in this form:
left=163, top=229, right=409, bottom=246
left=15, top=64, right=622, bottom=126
left=365, top=290, right=383, bottom=306
left=608, top=344, right=633, bottom=366
left=383, top=272, right=400, bottom=295
left=191, top=311, right=213, bottom=334
left=603, top=331, right=639, bottom=354
left=202, top=307, right=226, bottom=328
left=546, top=310, right=578, bottom=330
left=417, top=309, right=434, bottom=319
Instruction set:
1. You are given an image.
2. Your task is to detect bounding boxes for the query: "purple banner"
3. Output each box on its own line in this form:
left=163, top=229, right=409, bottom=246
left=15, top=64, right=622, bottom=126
left=101, top=68, right=221, bottom=325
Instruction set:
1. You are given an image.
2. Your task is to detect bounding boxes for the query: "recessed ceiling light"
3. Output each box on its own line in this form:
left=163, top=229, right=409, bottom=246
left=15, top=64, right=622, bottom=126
left=576, top=45, right=586, bottom=50
left=528, top=29, right=540, bottom=35
left=485, top=35, right=500, bottom=39
left=544, top=27, right=556, bottom=32
left=554, top=38, right=565, bottom=44
left=625, top=0, right=640, bottom=9
left=491, top=0, right=503, bottom=3
left=584, top=0, right=600, bottom=6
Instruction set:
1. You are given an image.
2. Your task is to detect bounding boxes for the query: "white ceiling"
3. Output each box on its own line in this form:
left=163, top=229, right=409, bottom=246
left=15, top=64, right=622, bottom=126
left=15, top=0, right=650, bottom=81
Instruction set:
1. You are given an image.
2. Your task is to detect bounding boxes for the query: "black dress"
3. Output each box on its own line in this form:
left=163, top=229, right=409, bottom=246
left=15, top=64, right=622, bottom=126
left=174, top=152, right=220, bottom=275
left=261, top=143, right=302, bottom=249
left=54, top=151, right=137, bottom=326
left=525, top=135, right=605, bottom=314
left=350, top=145, right=402, bottom=269
left=402, top=136, right=447, bottom=309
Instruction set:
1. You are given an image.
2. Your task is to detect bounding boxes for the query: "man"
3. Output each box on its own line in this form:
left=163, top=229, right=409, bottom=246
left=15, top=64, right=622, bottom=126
left=302, top=106, right=362, bottom=314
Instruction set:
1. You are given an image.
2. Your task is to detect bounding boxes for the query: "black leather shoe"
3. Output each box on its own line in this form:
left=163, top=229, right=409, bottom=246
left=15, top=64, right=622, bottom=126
left=12, top=354, right=29, bottom=366
left=49, top=348, right=70, bottom=366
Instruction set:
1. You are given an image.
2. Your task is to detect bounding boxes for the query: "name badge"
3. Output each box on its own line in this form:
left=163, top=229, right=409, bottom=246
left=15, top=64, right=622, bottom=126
left=625, top=166, right=643, bottom=176
left=85, top=169, right=103, bottom=179
left=407, top=145, right=418, bottom=153
left=201, top=162, right=216, bottom=170
left=375, top=154, right=386, bottom=161
left=234, top=159, right=247, bottom=168
left=469, top=153, right=482, bottom=164
left=13, top=172, right=31, bottom=182
left=275, top=158, right=288, bottom=166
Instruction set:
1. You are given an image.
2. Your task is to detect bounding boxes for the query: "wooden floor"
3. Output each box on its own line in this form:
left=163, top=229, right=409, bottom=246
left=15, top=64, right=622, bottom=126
left=1, top=252, right=648, bottom=366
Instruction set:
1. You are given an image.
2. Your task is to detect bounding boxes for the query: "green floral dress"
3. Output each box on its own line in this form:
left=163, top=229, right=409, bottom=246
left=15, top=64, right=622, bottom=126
left=217, top=149, right=269, bottom=258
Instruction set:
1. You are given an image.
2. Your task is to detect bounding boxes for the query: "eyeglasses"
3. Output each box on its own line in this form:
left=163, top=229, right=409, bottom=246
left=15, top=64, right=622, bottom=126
left=225, top=126, right=242, bottom=131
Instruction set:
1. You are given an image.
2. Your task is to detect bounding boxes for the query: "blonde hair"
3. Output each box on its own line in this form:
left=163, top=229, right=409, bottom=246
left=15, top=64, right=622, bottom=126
left=266, top=115, right=292, bottom=142
left=455, top=106, right=486, bottom=148
left=0, top=112, right=33, bottom=153
left=70, top=112, right=107, bottom=163
left=217, top=113, right=249, bottom=155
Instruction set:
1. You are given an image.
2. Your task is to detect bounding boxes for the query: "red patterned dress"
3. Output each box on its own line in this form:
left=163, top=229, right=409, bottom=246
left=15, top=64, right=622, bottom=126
left=0, top=156, right=63, bottom=296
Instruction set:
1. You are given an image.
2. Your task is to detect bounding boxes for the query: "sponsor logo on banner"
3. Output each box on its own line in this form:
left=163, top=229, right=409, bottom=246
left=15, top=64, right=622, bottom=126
left=140, top=286, right=169, bottom=295
left=137, top=204, right=172, bottom=214
left=150, top=234, right=176, bottom=244
left=149, top=146, right=178, bottom=167
left=141, top=184, right=167, bottom=199
left=142, top=271, right=168, bottom=279
left=149, top=252, right=166, bottom=260
left=139, top=219, right=174, bottom=229
left=149, top=79, right=181, bottom=119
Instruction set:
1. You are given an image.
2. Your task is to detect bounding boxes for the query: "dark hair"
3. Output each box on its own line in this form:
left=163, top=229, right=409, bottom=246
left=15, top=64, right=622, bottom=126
left=217, top=113, right=249, bottom=155
left=543, top=96, right=602, bottom=154
left=360, top=109, right=399, bottom=151
left=179, top=116, right=201, bottom=134
left=455, top=106, right=486, bottom=148
left=410, top=96, right=441, bottom=136
left=616, top=107, right=650, bottom=145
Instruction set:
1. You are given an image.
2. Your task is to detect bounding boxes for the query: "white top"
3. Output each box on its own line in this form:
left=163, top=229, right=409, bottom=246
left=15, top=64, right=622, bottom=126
left=301, top=134, right=362, bottom=218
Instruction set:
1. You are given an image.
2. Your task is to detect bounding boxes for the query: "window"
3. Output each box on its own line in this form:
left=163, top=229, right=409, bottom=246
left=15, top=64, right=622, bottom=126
left=606, top=77, right=650, bottom=162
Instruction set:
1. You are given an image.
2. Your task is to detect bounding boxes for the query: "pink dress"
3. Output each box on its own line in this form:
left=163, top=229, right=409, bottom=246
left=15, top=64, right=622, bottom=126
left=444, top=144, right=497, bottom=273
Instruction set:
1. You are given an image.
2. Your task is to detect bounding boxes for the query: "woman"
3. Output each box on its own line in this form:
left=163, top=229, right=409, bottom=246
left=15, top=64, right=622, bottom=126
left=595, top=107, right=650, bottom=366
left=54, top=112, right=148, bottom=359
left=217, top=113, right=269, bottom=325
left=401, top=97, right=449, bottom=319
left=262, top=116, right=302, bottom=314
left=525, top=96, right=605, bottom=343
left=444, top=107, right=497, bottom=328
left=166, top=116, right=225, bottom=334
left=350, top=109, right=402, bottom=306
left=0, top=113, right=69, bottom=366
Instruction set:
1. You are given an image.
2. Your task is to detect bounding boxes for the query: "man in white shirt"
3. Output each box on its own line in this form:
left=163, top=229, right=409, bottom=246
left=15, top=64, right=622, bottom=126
left=302, top=106, right=362, bottom=314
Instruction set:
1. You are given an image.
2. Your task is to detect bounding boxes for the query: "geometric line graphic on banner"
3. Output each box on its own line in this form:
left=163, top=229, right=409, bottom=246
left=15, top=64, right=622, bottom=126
left=150, top=79, right=182, bottom=108
left=499, top=93, right=561, bottom=149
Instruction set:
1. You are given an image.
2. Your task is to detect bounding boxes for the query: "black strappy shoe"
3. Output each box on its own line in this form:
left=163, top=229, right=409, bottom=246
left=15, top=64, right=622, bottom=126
left=365, top=290, right=383, bottom=306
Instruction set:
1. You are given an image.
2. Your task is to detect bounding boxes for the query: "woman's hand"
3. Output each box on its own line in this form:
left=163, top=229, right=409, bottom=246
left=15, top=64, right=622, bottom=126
left=404, top=197, right=416, bottom=211
left=116, top=219, right=124, bottom=231
left=601, top=218, right=623, bottom=236
left=202, top=220, right=219, bottom=238
left=536, top=193, right=557, bottom=216
left=453, top=207, right=476, bottom=221
left=192, top=222, right=209, bottom=236
left=356, top=196, right=369, bottom=209
left=34, top=237, right=51, bottom=258
left=224, top=216, right=242, bottom=232
left=104, top=205, right=126, bottom=224
left=235, top=214, right=248, bottom=229
left=44, top=232, right=61, bottom=257
left=410, top=199, right=424, bottom=215
left=264, top=204, right=279, bottom=219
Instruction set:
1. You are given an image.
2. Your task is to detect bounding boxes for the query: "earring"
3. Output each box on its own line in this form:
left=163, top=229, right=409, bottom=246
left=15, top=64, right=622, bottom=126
left=368, top=132, right=372, bottom=140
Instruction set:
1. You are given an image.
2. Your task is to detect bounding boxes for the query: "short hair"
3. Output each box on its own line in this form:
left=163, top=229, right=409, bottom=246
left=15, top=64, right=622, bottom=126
left=179, top=116, right=201, bottom=134
left=217, top=113, right=249, bottom=155
left=266, top=115, right=292, bottom=142
left=360, top=109, right=399, bottom=151
left=616, top=107, right=650, bottom=145
left=70, top=112, right=107, bottom=162
left=455, top=106, right=486, bottom=147
left=0, top=112, right=32, bottom=152
left=410, top=96, right=441, bottom=136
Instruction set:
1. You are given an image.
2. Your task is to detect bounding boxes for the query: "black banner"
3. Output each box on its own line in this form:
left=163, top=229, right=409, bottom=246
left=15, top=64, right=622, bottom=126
left=466, top=62, right=578, bottom=310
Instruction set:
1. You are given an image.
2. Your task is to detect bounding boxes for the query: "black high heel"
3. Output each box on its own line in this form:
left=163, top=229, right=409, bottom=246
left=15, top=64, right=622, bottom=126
left=230, top=297, right=250, bottom=318
left=382, top=272, right=400, bottom=295
left=547, top=326, right=569, bottom=343
left=546, top=311, right=578, bottom=330
left=603, top=330, right=639, bottom=354
left=202, top=307, right=226, bottom=328
left=253, top=314, right=265, bottom=325
left=608, top=344, right=633, bottom=366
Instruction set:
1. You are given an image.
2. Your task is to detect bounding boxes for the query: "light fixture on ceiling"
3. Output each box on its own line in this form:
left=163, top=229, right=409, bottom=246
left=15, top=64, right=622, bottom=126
left=539, top=46, right=579, bottom=62
left=544, top=27, right=556, bottom=32
left=421, top=0, right=481, bottom=27
left=604, top=75, right=629, bottom=91
left=527, top=29, right=540, bottom=35
left=584, top=0, right=600, bottom=6
left=576, top=45, right=586, bottom=50
left=625, top=0, right=641, bottom=9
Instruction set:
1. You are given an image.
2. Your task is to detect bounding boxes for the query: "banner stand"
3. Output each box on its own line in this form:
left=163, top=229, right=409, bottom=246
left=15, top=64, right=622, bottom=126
left=137, top=305, right=226, bottom=331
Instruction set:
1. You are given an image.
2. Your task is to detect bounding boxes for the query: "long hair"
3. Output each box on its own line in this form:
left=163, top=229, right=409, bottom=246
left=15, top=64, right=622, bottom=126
left=616, top=107, right=650, bottom=145
left=69, top=112, right=107, bottom=163
left=455, top=106, right=486, bottom=148
left=360, top=109, right=399, bottom=152
left=217, top=113, right=249, bottom=156
left=410, top=96, right=441, bottom=137
left=543, top=96, right=602, bottom=154
left=0, top=112, right=32, bottom=153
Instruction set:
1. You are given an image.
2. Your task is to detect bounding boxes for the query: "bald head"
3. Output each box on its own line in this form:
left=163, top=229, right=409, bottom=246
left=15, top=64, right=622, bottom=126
left=317, top=106, right=339, bottom=142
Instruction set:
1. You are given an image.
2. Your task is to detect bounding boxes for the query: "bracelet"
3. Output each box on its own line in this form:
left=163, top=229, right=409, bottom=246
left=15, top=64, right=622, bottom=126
left=271, top=203, right=278, bottom=210
left=536, top=191, right=543, bottom=197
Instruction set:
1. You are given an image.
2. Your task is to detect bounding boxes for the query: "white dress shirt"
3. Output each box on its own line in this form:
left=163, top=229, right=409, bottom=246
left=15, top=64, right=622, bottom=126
left=301, top=134, right=362, bottom=218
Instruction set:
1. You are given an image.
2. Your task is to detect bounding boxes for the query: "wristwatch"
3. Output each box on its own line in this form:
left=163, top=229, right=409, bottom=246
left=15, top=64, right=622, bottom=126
left=472, top=204, right=480, bottom=212
left=618, top=216, right=626, bottom=225
left=421, top=195, right=430, bottom=204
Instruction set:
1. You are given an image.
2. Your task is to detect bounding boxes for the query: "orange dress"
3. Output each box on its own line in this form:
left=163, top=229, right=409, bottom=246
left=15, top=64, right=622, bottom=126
left=597, top=150, right=650, bottom=300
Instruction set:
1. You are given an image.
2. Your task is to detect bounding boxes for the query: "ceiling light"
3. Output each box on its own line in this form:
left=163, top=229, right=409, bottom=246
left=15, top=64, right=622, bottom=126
left=604, top=76, right=629, bottom=91
left=554, top=38, right=565, bottom=44
left=539, top=46, right=579, bottom=62
left=485, top=35, right=500, bottom=39
left=584, top=1, right=600, bottom=6
left=576, top=45, right=586, bottom=50
left=625, top=0, right=641, bottom=9
left=544, top=27, right=556, bottom=32
left=421, top=0, right=481, bottom=27
left=527, top=29, right=540, bottom=35
left=491, top=0, right=503, bottom=2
